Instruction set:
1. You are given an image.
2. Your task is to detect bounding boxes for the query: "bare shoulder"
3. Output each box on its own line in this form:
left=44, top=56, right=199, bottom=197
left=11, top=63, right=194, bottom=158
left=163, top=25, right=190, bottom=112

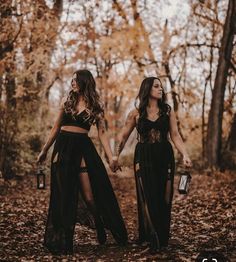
left=164, top=103, right=171, bottom=114
left=168, top=105, right=177, bottom=128
left=127, top=108, right=139, bottom=119
left=125, top=109, right=138, bottom=127
left=167, top=105, right=174, bottom=117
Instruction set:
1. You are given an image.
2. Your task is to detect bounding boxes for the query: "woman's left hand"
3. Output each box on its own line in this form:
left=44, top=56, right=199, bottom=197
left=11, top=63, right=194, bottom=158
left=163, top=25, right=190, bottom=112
left=183, top=155, right=192, bottom=167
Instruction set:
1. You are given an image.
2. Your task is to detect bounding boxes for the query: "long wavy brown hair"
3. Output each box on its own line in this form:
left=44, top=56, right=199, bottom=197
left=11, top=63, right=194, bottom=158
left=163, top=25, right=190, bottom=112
left=64, top=69, right=104, bottom=123
left=135, top=77, right=170, bottom=119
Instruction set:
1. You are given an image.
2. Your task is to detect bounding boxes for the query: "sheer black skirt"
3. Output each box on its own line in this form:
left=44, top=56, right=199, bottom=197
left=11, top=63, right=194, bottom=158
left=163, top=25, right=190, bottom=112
left=134, top=140, right=175, bottom=247
left=44, top=130, right=127, bottom=253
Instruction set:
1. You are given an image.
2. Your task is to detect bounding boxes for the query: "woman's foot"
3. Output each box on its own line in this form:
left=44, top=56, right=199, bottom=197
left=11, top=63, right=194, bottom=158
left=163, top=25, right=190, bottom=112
left=135, top=238, right=148, bottom=246
left=96, top=224, right=107, bottom=245
left=117, top=239, right=128, bottom=246
left=110, top=230, right=128, bottom=246
left=149, top=232, right=160, bottom=254
left=64, top=244, right=74, bottom=255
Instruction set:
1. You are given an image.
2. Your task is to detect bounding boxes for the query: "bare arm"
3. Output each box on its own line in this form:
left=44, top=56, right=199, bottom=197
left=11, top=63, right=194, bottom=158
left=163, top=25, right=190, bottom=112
left=96, top=113, right=114, bottom=164
left=42, top=109, right=64, bottom=152
left=169, top=109, right=192, bottom=167
left=37, top=107, right=64, bottom=163
left=114, top=109, right=137, bottom=158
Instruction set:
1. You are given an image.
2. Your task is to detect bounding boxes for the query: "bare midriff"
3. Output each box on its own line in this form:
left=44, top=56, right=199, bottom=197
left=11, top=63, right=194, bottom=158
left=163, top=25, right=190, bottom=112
left=60, top=126, right=89, bottom=134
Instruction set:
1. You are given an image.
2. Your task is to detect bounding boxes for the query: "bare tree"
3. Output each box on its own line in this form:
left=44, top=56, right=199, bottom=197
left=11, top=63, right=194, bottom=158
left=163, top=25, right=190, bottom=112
left=206, top=0, right=236, bottom=168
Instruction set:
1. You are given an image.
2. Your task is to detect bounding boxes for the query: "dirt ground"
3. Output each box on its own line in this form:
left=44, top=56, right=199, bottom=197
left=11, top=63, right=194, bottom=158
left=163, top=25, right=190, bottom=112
left=0, top=167, right=235, bottom=261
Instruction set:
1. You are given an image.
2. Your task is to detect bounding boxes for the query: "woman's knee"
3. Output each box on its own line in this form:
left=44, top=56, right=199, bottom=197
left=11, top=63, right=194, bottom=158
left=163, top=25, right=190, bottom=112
left=84, top=196, right=95, bottom=207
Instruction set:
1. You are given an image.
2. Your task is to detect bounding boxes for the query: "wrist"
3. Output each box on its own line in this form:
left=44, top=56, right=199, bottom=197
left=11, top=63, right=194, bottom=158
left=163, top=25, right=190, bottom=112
left=107, top=155, right=113, bottom=163
left=112, top=155, right=118, bottom=161
left=42, top=147, right=48, bottom=154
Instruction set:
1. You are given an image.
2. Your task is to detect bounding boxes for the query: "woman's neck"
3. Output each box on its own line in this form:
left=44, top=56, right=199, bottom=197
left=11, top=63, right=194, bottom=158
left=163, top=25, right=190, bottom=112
left=76, top=95, right=86, bottom=109
left=148, top=97, right=158, bottom=110
left=78, top=95, right=85, bottom=103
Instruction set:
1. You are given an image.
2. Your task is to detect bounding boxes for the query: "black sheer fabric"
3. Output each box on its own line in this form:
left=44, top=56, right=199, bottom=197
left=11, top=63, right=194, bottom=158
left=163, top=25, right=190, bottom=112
left=44, top=130, right=127, bottom=254
left=134, top=105, right=175, bottom=248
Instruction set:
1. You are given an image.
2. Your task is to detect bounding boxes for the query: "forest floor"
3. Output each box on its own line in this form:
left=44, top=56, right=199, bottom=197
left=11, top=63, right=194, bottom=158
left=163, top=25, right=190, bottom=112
left=0, top=167, right=236, bottom=262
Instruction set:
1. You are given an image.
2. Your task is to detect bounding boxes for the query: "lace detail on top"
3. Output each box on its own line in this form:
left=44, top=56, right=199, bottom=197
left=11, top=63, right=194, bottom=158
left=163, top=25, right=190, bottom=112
left=138, top=128, right=162, bottom=143
left=136, top=105, right=171, bottom=144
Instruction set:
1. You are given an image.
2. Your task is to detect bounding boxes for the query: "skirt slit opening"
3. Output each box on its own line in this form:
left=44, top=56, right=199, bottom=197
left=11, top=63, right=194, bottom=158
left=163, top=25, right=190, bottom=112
left=135, top=161, right=158, bottom=240
left=137, top=176, right=156, bottom=235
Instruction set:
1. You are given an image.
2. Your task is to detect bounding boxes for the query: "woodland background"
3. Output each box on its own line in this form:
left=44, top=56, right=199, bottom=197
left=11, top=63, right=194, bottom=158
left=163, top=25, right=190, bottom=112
left=0, top=0, right=236, bottom=181
left=0, top=0, right=236, bottom=261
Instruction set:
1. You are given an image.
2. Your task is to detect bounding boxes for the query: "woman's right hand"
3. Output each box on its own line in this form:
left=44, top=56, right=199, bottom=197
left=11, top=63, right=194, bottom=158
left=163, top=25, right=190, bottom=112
left=37, top=150, right=47, bottom=164
left=183, top=154, right=192, bottom=168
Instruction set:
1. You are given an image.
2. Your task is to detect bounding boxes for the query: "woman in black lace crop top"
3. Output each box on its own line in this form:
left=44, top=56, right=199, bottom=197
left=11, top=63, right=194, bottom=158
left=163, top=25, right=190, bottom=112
left=37, top=70, right=127, bottom=254
left=115, top=77, right=191, bottom=254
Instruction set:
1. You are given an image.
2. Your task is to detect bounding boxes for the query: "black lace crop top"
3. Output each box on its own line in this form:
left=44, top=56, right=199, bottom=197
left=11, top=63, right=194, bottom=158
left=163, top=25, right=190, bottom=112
left=136, top=105, right=171, bottom=143
left=61, top=109, right=94, bottom=131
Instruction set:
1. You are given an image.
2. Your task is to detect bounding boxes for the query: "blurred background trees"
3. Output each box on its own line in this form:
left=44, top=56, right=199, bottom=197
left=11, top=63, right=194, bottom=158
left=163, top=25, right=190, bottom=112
left=0, top=0, right=235, bottom=180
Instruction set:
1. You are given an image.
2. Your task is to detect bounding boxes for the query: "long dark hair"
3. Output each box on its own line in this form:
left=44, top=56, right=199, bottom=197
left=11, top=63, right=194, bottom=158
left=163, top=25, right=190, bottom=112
left=135, top=77, right=170, bottom=119
left=64, top=69, right=104, bottom=122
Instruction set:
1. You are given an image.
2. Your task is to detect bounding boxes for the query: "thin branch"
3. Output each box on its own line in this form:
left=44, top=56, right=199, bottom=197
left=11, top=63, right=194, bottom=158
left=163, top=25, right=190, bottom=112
left=58, top=0, right=73, bottom=35
left=168, top=42, right=220, bottom=58
left=112, top=0, right=128, bottom=24
left=193, top=11, right=223, bottom=26
left=1, top=17, right=23, bottom=56
left=230, top=60, right=236, bottom=74
left=45, top=76, right=61, bottom=99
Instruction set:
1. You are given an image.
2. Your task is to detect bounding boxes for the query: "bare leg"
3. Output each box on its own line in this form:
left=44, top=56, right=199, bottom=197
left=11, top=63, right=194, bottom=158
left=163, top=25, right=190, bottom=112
left=135, top=163, right=160, bottom=253
left=165, top=180, right=172, bottom=205
left=162, top=169, right=174, bottom=247
left=78, top=158, right=107, bottom=244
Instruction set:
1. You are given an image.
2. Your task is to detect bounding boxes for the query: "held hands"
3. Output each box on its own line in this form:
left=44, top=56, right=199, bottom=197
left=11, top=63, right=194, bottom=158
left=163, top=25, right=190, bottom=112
left=109, top=156, right=122, bottom=173
left=183, top=154, right=192, bottom=168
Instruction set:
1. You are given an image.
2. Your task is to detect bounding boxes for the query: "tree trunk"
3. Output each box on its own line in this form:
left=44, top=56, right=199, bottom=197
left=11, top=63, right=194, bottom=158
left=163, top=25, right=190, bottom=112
left=0, top=2, right=18, bottom=179
left=20, top=0, right=63, bottom=132
left=162, top=20, right=185, bottom=141
left=0, top=64, right=18, bottom=179
left=206, top=0, right=236, bottom=168
left=228, top=113, right=236, bottom=152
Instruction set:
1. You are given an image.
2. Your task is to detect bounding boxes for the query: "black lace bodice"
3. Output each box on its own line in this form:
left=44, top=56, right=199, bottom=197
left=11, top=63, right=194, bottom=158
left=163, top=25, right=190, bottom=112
left=136, top=105, right=171, bottom=143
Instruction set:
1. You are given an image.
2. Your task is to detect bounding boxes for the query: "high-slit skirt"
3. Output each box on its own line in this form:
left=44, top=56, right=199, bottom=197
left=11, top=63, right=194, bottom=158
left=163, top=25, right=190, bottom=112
left=44, top=130, right=127, bottom=253
left=134, top=140, right=175, bottom=247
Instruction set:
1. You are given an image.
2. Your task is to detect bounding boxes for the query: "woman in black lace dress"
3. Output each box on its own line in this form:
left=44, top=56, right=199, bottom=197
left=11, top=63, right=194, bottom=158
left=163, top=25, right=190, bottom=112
left=37, top=69, right=127, bottom=254
left=114, top=77, right=191, bottom=254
